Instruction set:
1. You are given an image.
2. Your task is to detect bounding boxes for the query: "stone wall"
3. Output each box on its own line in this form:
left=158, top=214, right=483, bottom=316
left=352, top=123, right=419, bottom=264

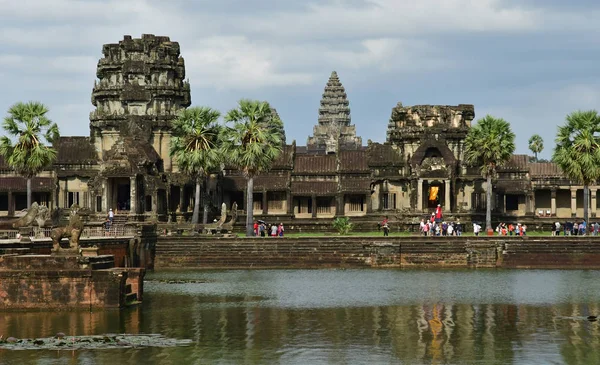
left=154, top=236, right=600, bottom=270
left=0, top=255, right=127, bottom=309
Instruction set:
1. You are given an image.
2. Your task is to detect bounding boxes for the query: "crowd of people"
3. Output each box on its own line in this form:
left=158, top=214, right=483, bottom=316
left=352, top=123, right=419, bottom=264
left=551, top=220, right=600, bottom=236
left=418, top=204, right=463, bottom=236
left=253, top=220, right=285, bottom=237
left=493, top=222, right=528, bottom=236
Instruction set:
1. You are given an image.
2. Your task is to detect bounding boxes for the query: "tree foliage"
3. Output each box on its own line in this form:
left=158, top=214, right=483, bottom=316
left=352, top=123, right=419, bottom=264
left=169, top=106, right=223, bottom=224
left=528, top=134, right=544, bottom=161
left=0, top=101, right=59, bottom=178
left=464, top=115, right=515, bottom=231
left=223, top=99, right=285, bottom=236
left=552, top=110, right=600, bottom=186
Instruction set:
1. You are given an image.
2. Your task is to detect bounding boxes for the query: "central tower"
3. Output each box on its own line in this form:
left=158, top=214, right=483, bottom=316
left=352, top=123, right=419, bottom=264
left=307, top=71, right=362, bottom=153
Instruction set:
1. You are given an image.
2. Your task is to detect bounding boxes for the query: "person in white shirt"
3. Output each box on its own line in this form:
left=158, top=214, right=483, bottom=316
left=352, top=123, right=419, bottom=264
left=473, top=223, right=481, bottom=236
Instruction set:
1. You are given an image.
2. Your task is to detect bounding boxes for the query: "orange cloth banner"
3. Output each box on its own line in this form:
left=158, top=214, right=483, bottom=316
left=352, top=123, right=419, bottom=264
left=429, top=186, right=439, bottom=202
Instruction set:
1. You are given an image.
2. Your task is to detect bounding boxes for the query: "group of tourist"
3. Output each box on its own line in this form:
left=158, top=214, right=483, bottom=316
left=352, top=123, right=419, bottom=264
left=253, top=221, right=285, bottom=237
left=418, top=204, right=463, bottom=236
left=494, top=222, right=528, bottom=236
left=552, top=221, right=597, bottom=235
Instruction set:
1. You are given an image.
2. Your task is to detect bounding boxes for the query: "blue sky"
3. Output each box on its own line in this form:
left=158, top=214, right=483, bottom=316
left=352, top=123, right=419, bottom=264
left=1, top=0, right=599, bottom=159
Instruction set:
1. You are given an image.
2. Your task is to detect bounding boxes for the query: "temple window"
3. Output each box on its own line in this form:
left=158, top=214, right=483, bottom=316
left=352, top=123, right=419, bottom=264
left=68, top=191, right=80, bottom=207
left=506, top=195, right=519, bottom=211
left=348, top=195, right=364, bottom=212
left=383, top=193, right=396, bottom=210
left=316, top=197, right=333, bottom=214
left=296, top=197, right=312, bottom=214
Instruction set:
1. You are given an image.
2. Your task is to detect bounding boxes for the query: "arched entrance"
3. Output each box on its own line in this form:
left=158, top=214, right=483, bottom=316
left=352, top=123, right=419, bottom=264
left=423, top=180, right=445, bottom=211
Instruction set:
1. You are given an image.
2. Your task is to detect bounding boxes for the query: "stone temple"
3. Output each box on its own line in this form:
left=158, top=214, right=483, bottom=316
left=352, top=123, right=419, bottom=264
left=0, top=35, right=594, bottom=229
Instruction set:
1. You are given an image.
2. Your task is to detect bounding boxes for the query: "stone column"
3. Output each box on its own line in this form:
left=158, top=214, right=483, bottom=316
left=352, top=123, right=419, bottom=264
left=151, top=191, right=158, bottom=213
left=570, top=187, right=577, bottom=217
left=179, top=186, right=185, bottom=212
left=286, top=190, right=293, bottom=215
left=7, top=191, right=14, bottom=216
left=311, top=194, right=317, bottom=218
left=336, top=194, right=344, bottom=216
left=262, top=189, right=268, bottom=215
left=366, top=193, right=372, bottom=213
left=102, top=179, right=108, bottom=212
left=528, top=191, right=535, bottom=215
left=591, top=188, right=597, bottom=218
left=444, top=180, right=451, bottom=212
left=130, top=176, right=137, bottom=215
left=550, top=189, right=556, bottom=216
left=417, top=178, right=423, bottom=212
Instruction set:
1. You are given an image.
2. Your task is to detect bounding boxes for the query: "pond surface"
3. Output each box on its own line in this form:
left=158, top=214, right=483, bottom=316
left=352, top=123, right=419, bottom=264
left=2, top=269, right=600, bottom=364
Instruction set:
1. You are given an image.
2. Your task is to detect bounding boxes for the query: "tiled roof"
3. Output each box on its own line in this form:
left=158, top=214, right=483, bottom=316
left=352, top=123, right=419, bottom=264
left=367, top=143, right=403, bottom=167
left=340, top=176, right=371, bottom=192
left=495, top=180, right=531, bottom=193
left=338, top=150, right=369, bottom=172
left=294, top=154, right=337, bottom=174
left=223, top=175, right=289, bottom=191
left=291, top=181, right=338, bottom=195
left=503, top=154, right=529, bottom=170
left=55, top=137, right=98, bottom=164
left=0, top=177, right=54, bottom=192
left=529, top=162, right=562, bottom=177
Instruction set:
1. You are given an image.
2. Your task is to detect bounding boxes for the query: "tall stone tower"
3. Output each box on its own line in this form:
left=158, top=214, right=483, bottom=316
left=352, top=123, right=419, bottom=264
left=90, top=34, right=191, bottom=171
left=307, top=71, right=362, bottom=153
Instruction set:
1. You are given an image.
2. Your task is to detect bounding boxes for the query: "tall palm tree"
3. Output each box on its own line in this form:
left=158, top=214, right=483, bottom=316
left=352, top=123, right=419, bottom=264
left=464, top=115, right=515, bottom=232
left=528, top=134, right=544, bottom=161
left=552, top=110, right=600, bottom=225
left=170, top=106, right=223, bottom=224
left=0, top=101, right=59, bottom=209
left=223, top=99, right=284, bottom=237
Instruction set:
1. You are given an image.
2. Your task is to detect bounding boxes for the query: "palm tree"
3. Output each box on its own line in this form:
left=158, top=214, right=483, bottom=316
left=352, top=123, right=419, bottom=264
left=223, top=99, right=284, bottom=237
left=464, top=115, right=516, bottom=232
left=170, top=106, right=223, bottom=224
left=0, top=101, right=59, bottom=209
left=528, top=134, right=544, bottom=161
left=552, top=110, right=600, bottom=225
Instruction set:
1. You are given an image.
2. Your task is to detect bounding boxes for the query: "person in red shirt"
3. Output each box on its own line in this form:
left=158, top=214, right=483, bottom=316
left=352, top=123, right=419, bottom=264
left=253, top=221, right=259, bottom=236
left=435, top=204, right=442, bottom=223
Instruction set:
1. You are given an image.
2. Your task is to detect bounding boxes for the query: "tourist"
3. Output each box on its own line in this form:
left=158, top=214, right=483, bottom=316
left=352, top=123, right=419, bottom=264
left=447, top=223, right=454, bottom=236
left=419, top=219, right=426, bottom=236
left=259, top=222, right=266, bottom=237
left=435, top=204, right=443, bottom=223
left=573, top=222, right=579, bottom=236
left=271, top=224, right=278, bottom=237
left=580, top=220, right=586, bottom=235
left=508, top=223, right=514, bottom=236
left=108, top=208, right=114, bottom=224
left=554, top=221, right=561, bottom=236
left=522, top=224, right=527, bottom=236
left=382, top=219, right=390, bottom=237
left=456, top=220, right=462, bottom=236
left=253, top=221, right=259, bottom=236
left=423, top=221, right=430, bottom=236
left=473, top=223, right=481, bottom=236
left=441, top=222, right=448, bottom=236
left=278, top=223, right=284, bottom=237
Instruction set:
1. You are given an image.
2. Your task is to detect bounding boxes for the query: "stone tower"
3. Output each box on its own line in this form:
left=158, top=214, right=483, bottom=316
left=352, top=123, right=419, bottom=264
left=307, top=71, right=362, bottom=153
left=90, top=34, right=191, bottom=170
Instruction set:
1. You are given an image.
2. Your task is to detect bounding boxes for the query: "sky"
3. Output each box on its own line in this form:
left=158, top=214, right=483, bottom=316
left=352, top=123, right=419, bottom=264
left=1, top=0, right=599, bottom=159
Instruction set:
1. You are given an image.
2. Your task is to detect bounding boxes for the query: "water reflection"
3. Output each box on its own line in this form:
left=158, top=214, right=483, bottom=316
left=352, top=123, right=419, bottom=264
left=1, top=269, right=600, bottom=364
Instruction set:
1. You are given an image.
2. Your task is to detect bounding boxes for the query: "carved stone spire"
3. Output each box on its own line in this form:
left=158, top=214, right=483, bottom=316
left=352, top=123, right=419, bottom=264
left=270, top=107, right=286, bottom=145
left=307, top=71, right=361, bottom=153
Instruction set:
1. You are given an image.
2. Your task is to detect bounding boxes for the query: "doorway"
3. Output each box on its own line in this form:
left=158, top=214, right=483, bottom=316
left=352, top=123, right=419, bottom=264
left=423, top=180, right=445, bottom=211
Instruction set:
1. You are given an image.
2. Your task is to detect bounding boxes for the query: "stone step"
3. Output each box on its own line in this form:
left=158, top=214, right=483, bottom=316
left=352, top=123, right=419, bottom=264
left=89, top=255, right=115, bottom=270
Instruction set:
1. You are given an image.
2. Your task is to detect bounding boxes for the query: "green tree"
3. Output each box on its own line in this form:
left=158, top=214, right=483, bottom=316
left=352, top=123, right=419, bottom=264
left=464, top=115, right=516, bottom=232
left=528, top=134, right=544, bottom=161
left=552, top=110, right=600, bottom=225
left=170, top=106, right=223, bottom=225
left=223, top=100, right=284, bottom=237
left=0, top=102, right=59, bottom=208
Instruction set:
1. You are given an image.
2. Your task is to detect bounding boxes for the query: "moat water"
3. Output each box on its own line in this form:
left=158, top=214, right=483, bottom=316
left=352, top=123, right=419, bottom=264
left=2, top=269, right=600, bottom=365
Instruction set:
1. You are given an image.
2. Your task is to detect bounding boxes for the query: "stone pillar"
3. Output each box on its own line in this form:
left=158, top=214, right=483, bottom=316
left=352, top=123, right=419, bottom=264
left=336, top=194, right=344, bottom=216
left=551, top=189, right=557, bottom=216
left=366, top=193, right=372, bottom=213
left=7, top=191, right=14, bottom=216
left=528, top=191, right=535, bottom=215
left=102, top=179, right=108, bottom=212
left=179, top=186, right=185, bottom=212
left=151, top=191, right=158, bottom=213
left=130, top=176, right=137, bottom=215
left=592, top=188, right=597, bottom=218
left=311, top=194, right=317, bottom=218
left=262, top=189, right=268, bottom=215
left=570, top=188, right=577, bottom=217
left=417, top=179, right=423, bottom=212
left=444, top=180, right=451, bottom=212
left=286, top=190, right=293, bottom=215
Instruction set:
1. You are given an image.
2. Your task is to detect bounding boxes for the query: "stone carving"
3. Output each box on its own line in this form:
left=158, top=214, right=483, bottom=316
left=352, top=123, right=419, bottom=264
left=219, top=202, right=238, bottom=233
left=0, top=203, right=50, bottom=230
left=202, top=202, right=227, bottom=234
left=307, top=71, right=362, bottom=152
left=51, top=206, right=84, bottom=253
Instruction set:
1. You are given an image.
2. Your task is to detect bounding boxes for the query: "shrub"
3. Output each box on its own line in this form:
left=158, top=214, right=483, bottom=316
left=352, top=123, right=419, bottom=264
left=333, top=217, right=353, bottom=235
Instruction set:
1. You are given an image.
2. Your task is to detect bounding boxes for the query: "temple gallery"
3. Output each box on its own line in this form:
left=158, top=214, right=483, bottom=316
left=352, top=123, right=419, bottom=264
left=0, top=35, right=590, bottom=227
